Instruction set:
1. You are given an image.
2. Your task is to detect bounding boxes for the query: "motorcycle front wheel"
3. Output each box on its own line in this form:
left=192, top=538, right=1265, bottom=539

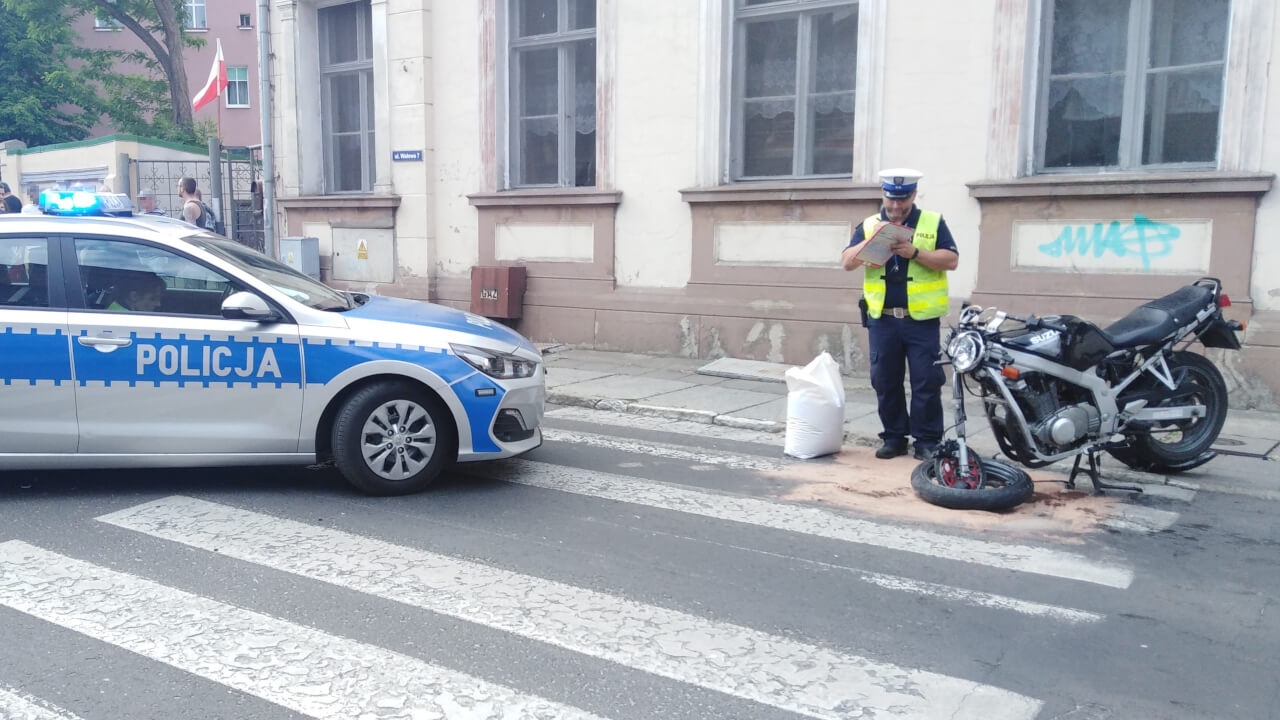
left=910, top=452, right=1034, bottom=511
left=1107, top=351, right=1227, bottom=473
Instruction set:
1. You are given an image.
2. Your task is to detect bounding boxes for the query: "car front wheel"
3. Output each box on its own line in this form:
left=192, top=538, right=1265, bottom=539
left=332, top=381, right=455, bottom=495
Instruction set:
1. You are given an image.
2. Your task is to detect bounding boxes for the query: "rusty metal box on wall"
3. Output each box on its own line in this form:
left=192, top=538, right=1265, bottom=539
left=470, top=265, right=527, bottom=319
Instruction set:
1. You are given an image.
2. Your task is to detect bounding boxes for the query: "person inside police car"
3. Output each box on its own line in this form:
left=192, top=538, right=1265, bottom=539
left=841, top=168, right=959, bottom=461
left=108, top=273, right=166, bottom=313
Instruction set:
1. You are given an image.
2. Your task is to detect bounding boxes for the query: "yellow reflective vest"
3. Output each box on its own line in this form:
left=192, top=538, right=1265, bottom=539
left=860, top=210, right=949, bottom=320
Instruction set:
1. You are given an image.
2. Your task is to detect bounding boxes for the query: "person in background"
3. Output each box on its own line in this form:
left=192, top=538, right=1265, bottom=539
left=177, top=176, right=213, bottom=230
left=841, top=168, right=960, bottom=461
left=0, top=183, right=22, bottom=213
left=21, top=185, right=42, bottom=214
left=136, top=188, right=166, bottom=216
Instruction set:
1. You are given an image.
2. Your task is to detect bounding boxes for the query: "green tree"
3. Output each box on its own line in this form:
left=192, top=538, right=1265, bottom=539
left=0, top=2, right=103, bottom=144
left=0, top=0, right=204, bottom=145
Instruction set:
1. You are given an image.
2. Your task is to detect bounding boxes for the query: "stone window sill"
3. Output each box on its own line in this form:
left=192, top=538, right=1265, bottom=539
left=680, top=181, right=881, bottom=204
left=277, top=195, right=402, bottom=210
left=968, top=171, right=1274, bottom=199
left=468, top=188, right=622, bottom=208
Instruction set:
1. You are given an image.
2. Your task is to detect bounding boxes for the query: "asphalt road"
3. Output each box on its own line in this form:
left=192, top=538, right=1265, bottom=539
left=0, top=407, right=1276, bottom=720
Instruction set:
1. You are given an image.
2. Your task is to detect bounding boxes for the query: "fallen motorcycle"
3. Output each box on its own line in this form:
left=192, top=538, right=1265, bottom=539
left=912, top=277, right=1245, bottom=511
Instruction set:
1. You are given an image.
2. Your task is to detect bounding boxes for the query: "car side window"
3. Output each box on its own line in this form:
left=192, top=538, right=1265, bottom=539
left=74, top=238, right=237, bottom=317
left=0, top=237, right=51, bottom=308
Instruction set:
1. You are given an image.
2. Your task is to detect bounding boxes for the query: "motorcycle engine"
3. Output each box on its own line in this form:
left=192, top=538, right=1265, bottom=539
left=1031, top=403, right=1101, bottom=448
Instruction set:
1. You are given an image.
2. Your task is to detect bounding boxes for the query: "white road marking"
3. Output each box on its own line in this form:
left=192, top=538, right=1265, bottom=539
left=471, top=459, right=1136, bottom=589
left=542, top=428, right=784, bottom=471
left=856, top=573, right=1104, bottom=624
left=641, top=526, right=1105, bottom=624
left=546, top=406, right=784, bottom=444
left=1102, top=506, right=1182, bottom=533
left=0, top=688, right=85, bottom=720
left=98, top=497, right=1044, bottom=720
left=0, top=541, right=605, bottom=720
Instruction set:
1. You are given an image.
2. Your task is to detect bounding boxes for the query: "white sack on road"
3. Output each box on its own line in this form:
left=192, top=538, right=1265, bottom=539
left=783, top=352, right=846, bottom=459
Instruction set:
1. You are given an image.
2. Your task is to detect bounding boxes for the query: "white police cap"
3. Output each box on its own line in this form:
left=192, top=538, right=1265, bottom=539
left=878, top=168, right=923, bottom=199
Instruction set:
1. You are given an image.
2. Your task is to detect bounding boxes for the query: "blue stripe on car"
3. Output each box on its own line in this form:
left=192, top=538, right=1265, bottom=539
left=1, top=327, right=73, bottom=385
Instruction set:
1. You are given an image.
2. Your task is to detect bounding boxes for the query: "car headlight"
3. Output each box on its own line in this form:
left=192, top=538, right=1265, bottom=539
left=946, top=331, right=986, bottom=373
left=451, top=343, right=539, bottom=380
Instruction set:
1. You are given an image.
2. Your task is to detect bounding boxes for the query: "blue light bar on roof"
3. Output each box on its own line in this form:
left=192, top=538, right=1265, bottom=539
left=38, top=190, right=134, bottom=217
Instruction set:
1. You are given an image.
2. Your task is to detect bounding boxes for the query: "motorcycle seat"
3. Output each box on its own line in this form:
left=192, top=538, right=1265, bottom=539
left=1101, top=285, right=1215, bottom=348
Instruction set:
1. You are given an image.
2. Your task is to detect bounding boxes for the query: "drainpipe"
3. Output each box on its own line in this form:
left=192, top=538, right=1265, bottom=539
left=257, top=0, right=277, bottom=258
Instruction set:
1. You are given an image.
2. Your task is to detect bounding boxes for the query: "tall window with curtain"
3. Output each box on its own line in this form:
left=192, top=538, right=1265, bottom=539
left=1038, top=0, right=1229, bottom=171
left=226, top=67, right=250, bottom=108
left=184, top=0, right=207, bottom=29
left=508, top=0, right=597, bottom=188
left=731, top=0, right=858, bottom=180
left=319, top=1, right=376, bottom=193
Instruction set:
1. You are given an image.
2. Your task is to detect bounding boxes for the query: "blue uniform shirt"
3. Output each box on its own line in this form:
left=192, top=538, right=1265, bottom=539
left=847, top=205, right=958, bottom=310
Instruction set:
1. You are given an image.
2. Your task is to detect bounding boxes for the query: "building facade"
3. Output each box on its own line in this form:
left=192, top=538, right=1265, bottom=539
left=76, top=0, right=263, bottom=148
left=265, top=0, right=1280, bottom=407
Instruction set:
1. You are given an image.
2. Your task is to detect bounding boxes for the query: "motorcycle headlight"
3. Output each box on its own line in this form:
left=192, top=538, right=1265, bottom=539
left=451, top=343, right=539, bottom=380
left=946, top=331, right=986, bottom=373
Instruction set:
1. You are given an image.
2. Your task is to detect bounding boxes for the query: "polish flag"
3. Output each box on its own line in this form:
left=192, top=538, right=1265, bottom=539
left=192, top=38, right=227, bottom=111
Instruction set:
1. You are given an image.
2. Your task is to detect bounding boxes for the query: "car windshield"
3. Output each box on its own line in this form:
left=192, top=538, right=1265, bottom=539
left=186, top=237, right=353, bottom=311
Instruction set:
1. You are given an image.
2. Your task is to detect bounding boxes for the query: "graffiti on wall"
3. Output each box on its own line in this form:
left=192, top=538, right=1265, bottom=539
left=1012, top=216, right=1212, bottom=274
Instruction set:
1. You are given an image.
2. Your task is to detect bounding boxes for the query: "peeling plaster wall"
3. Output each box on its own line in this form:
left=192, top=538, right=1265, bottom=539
left=430, top=2, right=483, bottom=279
left=1251, top=10, right=1280, bottom=311
left=387, top=4, right=432, bottom=282
left=880, top=0, right=995, bottom=300
left=611, top=2, right=699, bottom=288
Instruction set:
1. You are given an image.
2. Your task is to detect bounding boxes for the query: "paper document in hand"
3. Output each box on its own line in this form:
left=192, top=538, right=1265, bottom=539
left=855, top=222, right=915, bottom=266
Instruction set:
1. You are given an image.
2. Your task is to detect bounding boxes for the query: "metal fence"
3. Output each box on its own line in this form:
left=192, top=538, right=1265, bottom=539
left=132, top=146, right=264, bottom=252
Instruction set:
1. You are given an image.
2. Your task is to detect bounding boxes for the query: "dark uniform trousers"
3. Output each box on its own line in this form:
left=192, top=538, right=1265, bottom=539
left=867, top=313, right=945, bottom=446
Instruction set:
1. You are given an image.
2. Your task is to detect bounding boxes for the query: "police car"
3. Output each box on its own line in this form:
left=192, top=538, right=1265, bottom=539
left=0, top=190, right=544, bottom=495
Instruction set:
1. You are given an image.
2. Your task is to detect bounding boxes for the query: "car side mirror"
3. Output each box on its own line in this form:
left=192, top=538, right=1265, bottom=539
left=221, top=291, right=279, bottom=321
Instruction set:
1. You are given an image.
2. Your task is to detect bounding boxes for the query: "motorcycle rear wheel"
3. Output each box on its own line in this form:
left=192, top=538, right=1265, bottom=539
left=910, top=453, right=1034, bottom=511
left=1107, top=351, right=1227, bottom=473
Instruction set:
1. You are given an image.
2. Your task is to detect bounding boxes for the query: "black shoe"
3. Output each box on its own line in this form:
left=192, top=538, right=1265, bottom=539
left=913, top=443, right=938, bottom=460
left=875, top=441, right=908, bottom=459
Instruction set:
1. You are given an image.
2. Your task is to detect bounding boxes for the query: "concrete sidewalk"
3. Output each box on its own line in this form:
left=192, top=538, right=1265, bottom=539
left=540, top=346, right=1280, bottom=464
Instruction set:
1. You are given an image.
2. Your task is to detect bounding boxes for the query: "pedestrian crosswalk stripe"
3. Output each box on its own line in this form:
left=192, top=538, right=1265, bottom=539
left=97, top=496, right=1044, bottom=720
left=0, top=687, right=85, bottom=720
left=543, top=428, right=783, bottom=471
left=472, top=459, right=1136, bottom=589
left=0, top=541, right=606, bottom=720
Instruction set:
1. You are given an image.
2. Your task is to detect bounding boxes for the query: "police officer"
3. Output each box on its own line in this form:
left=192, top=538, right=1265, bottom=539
left=841, top=169, right=959, bottom=460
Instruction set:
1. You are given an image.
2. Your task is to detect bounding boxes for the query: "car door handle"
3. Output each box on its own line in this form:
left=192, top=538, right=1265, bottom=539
left=78, top=336, right=133, bottom=348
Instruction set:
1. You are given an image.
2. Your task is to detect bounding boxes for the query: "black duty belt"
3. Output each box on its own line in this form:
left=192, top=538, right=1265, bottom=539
left=884, top=307, right=910, bottom=319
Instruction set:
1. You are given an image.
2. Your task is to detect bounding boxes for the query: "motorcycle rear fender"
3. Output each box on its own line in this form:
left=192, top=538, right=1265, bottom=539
left=1199, top=319, right=1242, bottom=350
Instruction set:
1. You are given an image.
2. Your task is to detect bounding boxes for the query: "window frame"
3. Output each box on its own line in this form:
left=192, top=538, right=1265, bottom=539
left=728, top=0, right=859, bottom=182
left=1033, top=0, right=1229, bottom=173
left=506, top=0, right=598, bottom=189
left=70, top=236, right=240, bottom=317
left=94, top=0, right=121, bottom=29
left=318, top=0, right=376, bottom=194
left=184, top=0, right=207, bottom=30
left=226, top=66, right=251, bottom=108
